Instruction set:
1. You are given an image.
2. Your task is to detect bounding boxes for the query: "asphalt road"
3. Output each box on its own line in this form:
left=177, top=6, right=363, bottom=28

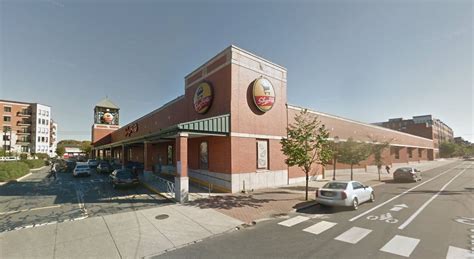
left=0, top=166, right=170, bottom=233
left=157, top=160, right=474, bottom=259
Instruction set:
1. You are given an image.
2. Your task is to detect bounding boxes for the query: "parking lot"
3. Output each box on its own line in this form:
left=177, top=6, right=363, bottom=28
left=0, top=166, right=170, bottom=233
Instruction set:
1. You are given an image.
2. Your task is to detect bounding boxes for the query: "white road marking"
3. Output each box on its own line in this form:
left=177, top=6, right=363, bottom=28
left=446, top=246, right=474, bottom=259
left=0, top=205, right=61, bottom=215
left=398, top=167, right=469, bottom=230
left=334, top=227, right=372, bottom=244
left=380, top=235, right=420, bottom=257
left=278, top=216, right=310, bottom=227
left=349, top=165, right=460, bottom=222
left=302, top=221, right=337, bottom=235
left=390, top=204, right=408, bottom=212
left=455, top=217, right=474, bottom=226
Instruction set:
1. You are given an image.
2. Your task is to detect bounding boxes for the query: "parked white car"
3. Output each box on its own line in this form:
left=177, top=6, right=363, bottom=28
left=315, top=181, right=374, bottom=210
left=73, top=162, right=91, bottom=177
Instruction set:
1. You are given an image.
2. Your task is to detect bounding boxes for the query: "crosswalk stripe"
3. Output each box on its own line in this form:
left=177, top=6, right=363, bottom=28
left=278, top=216, right=310, bottom=227
left=334, top=227, right=372, bottom=244
left=380, top=235, right=420, bottom=257
left=303, top=221, right=337, bottom=235
left=446, top=246, right=474, bottom=259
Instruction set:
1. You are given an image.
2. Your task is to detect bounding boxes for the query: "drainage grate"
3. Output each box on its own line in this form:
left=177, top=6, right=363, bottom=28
left=155, top=214, right=169, bottom=220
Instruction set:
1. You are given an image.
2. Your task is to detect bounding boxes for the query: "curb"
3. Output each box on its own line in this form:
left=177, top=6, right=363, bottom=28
left=140, top=181, right=176, bottom=202
left=16, top=172, right=33, bottom=182
left=292, top=200, right=318, bottom=212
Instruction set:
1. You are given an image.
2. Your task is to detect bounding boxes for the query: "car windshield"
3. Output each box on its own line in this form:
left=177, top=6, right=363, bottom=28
left=397, top=168, right=412, bottom=173
left=76, top=165, right=88, bottom=169
left=116, top=171, right=134, bottom=179
left=322, top=182, right=348, bottom=189
left=88, top=160, right=96, bottom=163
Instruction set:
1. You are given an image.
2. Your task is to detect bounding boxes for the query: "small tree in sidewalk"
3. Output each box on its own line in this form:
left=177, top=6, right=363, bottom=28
left=337, top=138, right=371, bottom=180
left=281, top=109, right=333, bottom=200
left=369, top=139, right=391, bottom=181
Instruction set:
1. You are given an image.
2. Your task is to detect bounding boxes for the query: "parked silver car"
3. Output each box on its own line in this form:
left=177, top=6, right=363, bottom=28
left=73, top=162, right=91, bottom=177
left=393, top=167, right=422, bottom=182
left=315, top=181, right=375, bottom=210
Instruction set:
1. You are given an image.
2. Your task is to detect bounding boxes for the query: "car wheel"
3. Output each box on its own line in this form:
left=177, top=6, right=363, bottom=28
left=352, top=198, right=359, bottom=210
left=370, top=192, right=375, bottom=202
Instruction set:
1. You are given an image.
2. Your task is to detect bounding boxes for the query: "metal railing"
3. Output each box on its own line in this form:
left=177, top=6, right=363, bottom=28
left=147, top=173, right=175, bottom=199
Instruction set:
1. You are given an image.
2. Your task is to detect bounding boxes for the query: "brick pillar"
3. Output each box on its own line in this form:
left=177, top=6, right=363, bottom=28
left=121, top=145, right=126, bottom=168
left=144, top=142, right=153, bottom=172
left=175, top=133, right=189, bottom=203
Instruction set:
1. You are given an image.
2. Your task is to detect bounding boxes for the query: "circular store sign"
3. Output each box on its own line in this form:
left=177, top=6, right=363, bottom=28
left=253, top=78, right=275, bottom=112
left=193, top=82, right=213, bottom=114
left=102, top=112, right=114, bottom=124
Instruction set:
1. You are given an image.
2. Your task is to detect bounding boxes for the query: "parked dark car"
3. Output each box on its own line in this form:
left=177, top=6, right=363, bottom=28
left=125, top=162, right=144, bottom=173
left=109, top=169, right=139, bottom=189
left=66, top=160, right=77, bottom=172
left=96, top=161, right=113, bottom=174
left=393, top=167, right=422, bottom=182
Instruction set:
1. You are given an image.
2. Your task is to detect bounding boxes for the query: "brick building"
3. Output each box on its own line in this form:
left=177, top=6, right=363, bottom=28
left=91, top=46, right=435, bottom=201
left=374, top=115, right=453, bottom=158
left=0, top=99, right=58, bottom=157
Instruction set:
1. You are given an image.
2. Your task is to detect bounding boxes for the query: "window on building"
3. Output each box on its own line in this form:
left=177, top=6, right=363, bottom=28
left=21, top=146, right=29, bottom=153
left=391, top=147, right=400, bottom=159
left=38, top=118, right=41, bottom=124
left=3, top=126, right=11, bottom=132
left=408, top=148, right=413, bottom=158
left=199, top=141, right=209, bottom=170
left=257, top=140, right=269, bottom=169
left=38, top=136, right=41, bottom=142
left=3, top=106, right=11, bottom=113
left=418, top=149, right=423, bottom=158
left=3, top=135, right=10, bottom=141
left=3, top=116, right=11, bottom=122
left=167, top=145, right=173, bottom=165
left=41, top=137, right=45, bottom=142
left=4, top=145, right=10, bottom=151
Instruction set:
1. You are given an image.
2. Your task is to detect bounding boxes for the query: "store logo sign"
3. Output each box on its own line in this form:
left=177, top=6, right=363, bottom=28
left=193, top=82, right=213, bottom=114
left=125, top=123, right=138, bottom=137
left=253, top=78, right=275, bottom=112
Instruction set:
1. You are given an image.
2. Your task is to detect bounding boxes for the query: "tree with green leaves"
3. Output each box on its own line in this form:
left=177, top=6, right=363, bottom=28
left=281, top=109, right=333, bottom=200
left=56, top=146, right=65, bottom=158
left=337, top=138, right=371, bottom=180
left=80, top=141, right=92, bottom=158
left=369, top=139, right=391, bottom=181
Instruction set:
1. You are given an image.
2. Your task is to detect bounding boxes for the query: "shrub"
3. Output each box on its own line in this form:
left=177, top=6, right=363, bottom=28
left=20, top=154, right=28, bottom=160
left=0, top=161, right=30, bottom=182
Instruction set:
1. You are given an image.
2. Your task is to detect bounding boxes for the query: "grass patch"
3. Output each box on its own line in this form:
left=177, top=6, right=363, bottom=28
left=0, top=162, right=30, bottom=182
left=23, top=159, right=46, bottom=169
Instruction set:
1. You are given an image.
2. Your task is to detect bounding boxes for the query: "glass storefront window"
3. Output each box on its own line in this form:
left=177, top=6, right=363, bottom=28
left=199, top=141, right=208, bottom=170
left=257, top=140, right=268, bottom=169
left=167, top=145, right=173, bottom=165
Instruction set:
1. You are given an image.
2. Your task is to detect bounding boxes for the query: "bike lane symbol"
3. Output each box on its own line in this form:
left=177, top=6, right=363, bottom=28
left=367, top=213, right=399, bottom=224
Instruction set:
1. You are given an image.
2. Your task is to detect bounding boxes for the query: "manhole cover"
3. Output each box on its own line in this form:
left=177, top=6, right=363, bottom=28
left=155, top=214, right=169, bottom=220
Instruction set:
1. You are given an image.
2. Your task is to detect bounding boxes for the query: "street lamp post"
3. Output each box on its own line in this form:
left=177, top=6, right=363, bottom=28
left=332, top=136, right=340, bottom=181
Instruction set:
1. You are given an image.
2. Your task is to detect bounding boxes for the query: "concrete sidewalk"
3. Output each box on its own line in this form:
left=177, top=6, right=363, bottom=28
left=188, top=159, right=458, bottom=223
left=0, top=204, right=243, bottom=259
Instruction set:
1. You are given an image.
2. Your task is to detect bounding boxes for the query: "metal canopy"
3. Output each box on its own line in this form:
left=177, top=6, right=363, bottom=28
left=93, top=114, right=230, bottom=149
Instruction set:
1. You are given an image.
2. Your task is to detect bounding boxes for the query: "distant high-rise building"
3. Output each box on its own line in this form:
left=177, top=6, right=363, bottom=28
left=374, top=115, right=453, bottom=158
left=0, top=99, right=58, bottom=157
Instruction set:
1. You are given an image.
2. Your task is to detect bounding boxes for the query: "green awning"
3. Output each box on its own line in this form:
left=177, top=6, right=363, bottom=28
left=177, top=114, right=229, bottom=134
left=93, top=114, right=230, bottom=149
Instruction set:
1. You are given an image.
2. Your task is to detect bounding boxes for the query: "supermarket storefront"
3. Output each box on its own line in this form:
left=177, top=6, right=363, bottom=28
left=92, top=45, right=434, bottom=202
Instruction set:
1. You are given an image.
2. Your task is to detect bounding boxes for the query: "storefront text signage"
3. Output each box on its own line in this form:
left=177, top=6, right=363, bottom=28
left=193, top=82, right=213, bottom=114
left=125, top=123, right=138, bottom=137
left=253, top=78, right=275, bottom=112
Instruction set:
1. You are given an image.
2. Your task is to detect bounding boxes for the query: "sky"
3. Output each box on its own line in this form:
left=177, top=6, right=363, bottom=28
left=1, top=0, right=472, bottom=142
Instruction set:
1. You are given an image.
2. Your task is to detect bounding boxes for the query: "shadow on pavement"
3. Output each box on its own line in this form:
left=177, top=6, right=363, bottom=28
left=188, top=195, right=278, bottom=210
